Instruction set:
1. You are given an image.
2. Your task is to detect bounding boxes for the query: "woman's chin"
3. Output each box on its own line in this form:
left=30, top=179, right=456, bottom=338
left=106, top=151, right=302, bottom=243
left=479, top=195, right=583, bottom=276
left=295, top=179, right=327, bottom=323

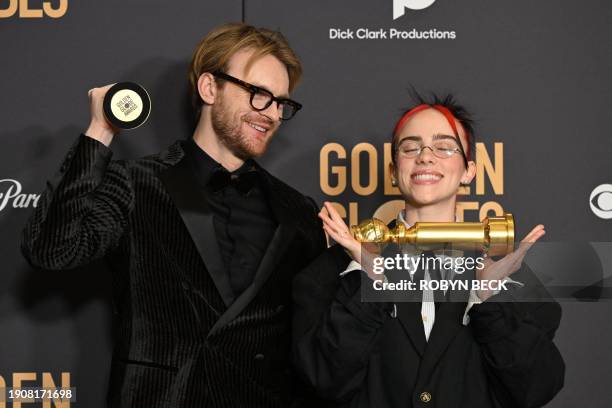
left=405, top=193, right=452, bottom=208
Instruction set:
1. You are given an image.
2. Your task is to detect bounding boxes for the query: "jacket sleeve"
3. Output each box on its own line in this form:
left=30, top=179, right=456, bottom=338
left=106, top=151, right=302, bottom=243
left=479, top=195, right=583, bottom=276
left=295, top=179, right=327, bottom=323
left=21, top=134, right=134, bottom=270
left=468, top=264, right=565, bottom=408
left=292, top=245, right=392, bottom=402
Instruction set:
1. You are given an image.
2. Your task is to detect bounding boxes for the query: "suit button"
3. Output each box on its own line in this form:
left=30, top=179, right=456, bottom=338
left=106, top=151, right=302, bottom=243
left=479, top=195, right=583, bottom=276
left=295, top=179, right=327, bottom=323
left=419, top=392, right=432, bottom=403
left=254, top=353, right=265, bottom=361
left=275, top=305, right=285, bottom=313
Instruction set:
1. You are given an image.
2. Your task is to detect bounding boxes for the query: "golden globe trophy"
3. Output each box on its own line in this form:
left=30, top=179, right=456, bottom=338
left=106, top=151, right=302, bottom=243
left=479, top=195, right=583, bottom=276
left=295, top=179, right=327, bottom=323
left=103, top=82, right=151, bottom=130
left=351, top=213, right=515, bottom=257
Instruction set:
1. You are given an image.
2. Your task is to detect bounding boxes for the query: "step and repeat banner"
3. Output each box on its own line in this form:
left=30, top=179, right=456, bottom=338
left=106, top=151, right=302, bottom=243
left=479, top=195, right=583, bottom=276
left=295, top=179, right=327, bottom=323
left=1, top=0, right=611, bottom=406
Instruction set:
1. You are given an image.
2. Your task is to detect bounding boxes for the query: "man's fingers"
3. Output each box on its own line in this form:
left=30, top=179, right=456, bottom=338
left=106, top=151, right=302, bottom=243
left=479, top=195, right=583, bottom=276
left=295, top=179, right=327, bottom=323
left=88, top=83, right=115, bottom=95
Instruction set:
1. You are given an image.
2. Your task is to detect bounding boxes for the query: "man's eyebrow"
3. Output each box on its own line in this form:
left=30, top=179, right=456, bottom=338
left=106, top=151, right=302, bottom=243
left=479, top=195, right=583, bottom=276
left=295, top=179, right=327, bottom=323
left=251, top=82, right=289, bottom=99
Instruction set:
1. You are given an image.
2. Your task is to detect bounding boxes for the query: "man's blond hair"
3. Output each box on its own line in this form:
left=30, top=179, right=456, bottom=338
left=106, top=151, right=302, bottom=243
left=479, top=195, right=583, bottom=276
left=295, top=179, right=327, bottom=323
left=188, top=23, right=303, bottom=114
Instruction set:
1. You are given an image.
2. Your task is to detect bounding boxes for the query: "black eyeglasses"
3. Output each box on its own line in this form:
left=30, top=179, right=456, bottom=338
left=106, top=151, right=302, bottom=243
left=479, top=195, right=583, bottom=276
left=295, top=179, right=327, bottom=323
left=212, top=71, right=302, bottom=121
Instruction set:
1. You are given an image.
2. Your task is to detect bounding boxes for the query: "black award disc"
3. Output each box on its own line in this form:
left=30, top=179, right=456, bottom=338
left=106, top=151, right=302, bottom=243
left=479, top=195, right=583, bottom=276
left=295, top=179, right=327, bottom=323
left=103, top=82, right=151, bottom=130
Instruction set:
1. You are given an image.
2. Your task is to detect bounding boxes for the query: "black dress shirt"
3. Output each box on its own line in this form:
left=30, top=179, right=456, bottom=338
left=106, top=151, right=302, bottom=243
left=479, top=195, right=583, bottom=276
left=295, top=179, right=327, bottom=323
left=184, top=138, right=277, bottom=300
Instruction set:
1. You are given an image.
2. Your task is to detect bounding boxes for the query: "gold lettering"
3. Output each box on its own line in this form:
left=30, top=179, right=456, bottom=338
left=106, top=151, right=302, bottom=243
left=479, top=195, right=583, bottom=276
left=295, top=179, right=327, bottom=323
left=42, top=372, right=70, bottom=408
left=19, top=0, right=43, bottom=17
left=13, top=372, right=37, bottom=407
left=479, top=201, right=504, bottom=220
left=383, top=143, right=400, bottom=195
left=351, top=143, right=377, bottom=196
left=0, top=375, right=5, bottom=408
left=320, top=143, right=346, bottom=196
left=455, top=201, right=479, bottom=222
left=476, top=142, right=504, bottom=195
left=0, top=0, right=18, bottom=18
left=43, top=0, right=68, bottom=18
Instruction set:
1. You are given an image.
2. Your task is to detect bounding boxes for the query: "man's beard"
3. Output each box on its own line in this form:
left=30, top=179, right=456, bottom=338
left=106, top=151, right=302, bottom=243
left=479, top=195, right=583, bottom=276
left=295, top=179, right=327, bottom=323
left=211, top=97, right=272, bottom=160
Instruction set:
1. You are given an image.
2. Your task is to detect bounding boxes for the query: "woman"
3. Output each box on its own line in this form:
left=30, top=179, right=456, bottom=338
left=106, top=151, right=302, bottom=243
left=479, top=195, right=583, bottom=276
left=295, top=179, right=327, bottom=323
left=292, top=93, right=564, bottom=408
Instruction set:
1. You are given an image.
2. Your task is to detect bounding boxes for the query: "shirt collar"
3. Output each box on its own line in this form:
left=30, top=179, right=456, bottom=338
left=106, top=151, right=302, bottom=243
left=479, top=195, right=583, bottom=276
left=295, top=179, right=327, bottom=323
left=397, top=209, right=459, bottom=227
left=397, top=208, right=411, bottom=228
left=184, top=138, right=259, bottom=188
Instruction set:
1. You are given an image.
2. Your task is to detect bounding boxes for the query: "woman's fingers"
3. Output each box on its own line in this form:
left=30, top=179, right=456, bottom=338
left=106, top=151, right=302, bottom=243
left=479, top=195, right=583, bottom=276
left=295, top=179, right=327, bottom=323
left=499, top=224, right=545, bottom=273
left=521, top=224, right=545, bottom=243
left=320, top=209, right=347, bottom=240
left=479, top=224, right=546, bottom=282
left=320, top=202, right=351, bottom=237
left=320, top=211, right=343, bottom=236
left=516, top=224, right=546, bottom=258
left=324, top=202, right=349, bottom=230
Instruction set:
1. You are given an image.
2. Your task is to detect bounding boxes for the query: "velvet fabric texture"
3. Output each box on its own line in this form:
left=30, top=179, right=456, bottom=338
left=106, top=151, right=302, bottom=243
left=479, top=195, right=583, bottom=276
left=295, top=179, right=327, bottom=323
left=21, top=135, right=327, bottom=407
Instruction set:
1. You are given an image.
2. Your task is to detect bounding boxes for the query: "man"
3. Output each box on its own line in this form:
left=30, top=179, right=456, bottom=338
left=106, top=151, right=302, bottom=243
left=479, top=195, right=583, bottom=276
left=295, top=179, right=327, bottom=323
left=21, top=23, right=326, bottom=407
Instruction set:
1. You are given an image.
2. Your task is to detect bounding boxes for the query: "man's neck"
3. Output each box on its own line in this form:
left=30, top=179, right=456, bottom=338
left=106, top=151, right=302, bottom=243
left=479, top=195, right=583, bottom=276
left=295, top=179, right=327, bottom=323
left=192, top=113, right=244, bottom=172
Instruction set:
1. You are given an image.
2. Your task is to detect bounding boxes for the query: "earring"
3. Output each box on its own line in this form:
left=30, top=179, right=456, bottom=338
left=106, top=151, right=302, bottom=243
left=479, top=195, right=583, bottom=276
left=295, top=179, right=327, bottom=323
left=460, top=180, right=469, bottom=186
left=391, top=179, right=398, bottom=186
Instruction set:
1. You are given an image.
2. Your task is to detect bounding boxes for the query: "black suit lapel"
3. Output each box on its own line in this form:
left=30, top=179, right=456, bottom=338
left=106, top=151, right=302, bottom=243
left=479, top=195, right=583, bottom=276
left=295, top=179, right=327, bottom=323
left=396, top=301, right=427, bottom=356
left=208, top=170, right=298, bottom=336
left=418, top=257, right=475, bottom=377
left=418, top=301, right=466, bottom=377
left=158, top=157, right=235, bottom=307
left=385, top=219, right=429, bottom=356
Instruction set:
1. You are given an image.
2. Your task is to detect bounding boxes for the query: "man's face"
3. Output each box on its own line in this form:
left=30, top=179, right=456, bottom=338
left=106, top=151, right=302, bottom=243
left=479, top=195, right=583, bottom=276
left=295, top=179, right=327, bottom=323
left=211, top=48, right=290, bottom=160
left=392, top=108, right=473, bottom=208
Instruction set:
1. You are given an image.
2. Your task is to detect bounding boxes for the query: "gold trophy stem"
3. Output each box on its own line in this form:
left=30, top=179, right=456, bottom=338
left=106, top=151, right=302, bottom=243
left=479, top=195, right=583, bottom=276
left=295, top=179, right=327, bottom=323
left=351, top=213, right=514, bottom=256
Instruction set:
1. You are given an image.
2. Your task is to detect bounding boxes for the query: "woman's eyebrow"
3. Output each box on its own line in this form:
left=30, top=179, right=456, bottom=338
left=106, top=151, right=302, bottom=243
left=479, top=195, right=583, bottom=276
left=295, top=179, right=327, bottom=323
left=396, top=136, right=422, bottom=145
left=432, top=134, right=458, bottom=141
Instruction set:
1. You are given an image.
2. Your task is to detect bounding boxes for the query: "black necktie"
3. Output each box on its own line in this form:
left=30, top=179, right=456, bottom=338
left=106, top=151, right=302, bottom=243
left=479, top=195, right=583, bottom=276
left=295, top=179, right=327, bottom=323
left=208, top=167, right=259, bottom=196
left=422, top=250, right=446, bottom=306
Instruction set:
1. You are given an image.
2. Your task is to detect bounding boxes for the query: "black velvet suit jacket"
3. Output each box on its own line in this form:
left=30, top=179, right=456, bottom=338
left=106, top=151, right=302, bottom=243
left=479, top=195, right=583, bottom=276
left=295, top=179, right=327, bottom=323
left=293, top=244, right=565, bottom=408
left=21, top=135, right=327, bottom=407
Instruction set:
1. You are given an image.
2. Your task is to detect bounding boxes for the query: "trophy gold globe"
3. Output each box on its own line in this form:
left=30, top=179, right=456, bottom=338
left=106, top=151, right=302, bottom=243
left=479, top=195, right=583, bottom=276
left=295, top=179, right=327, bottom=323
left=103, top=82, right=151, bottom=130
left=351, top=213, right=515, bottom=256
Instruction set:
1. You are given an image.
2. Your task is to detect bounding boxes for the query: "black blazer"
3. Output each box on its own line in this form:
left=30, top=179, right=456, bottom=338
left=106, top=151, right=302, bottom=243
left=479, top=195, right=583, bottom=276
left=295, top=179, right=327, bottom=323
left=21, top=135, right=327, bottom=407
left=293, top=243, right=565, bottom=408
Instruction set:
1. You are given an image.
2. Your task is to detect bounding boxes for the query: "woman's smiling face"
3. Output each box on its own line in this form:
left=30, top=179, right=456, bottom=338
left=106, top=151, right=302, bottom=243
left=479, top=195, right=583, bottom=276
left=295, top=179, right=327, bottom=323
left=391, top=108, right=475, bottom=208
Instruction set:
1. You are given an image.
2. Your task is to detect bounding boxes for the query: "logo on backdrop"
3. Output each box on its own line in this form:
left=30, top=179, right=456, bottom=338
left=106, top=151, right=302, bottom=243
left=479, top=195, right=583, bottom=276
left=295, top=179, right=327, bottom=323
left=0, top=0, right=68, bottom=19
left=328, top=0, right=454, bottom=41
left=0, top=179, right=40, bottom=212
left=590, top=184, right=612, bottom=220
left=393, top=0, right=437, bottom=19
